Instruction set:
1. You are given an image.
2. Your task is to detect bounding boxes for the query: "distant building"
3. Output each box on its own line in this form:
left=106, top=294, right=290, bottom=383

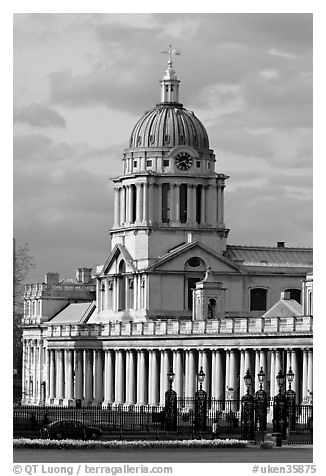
left=21, top=52, right=312, bottom=407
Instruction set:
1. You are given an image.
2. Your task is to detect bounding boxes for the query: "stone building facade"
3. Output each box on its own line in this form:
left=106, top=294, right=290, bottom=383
left=21, top=52, right=313, bottom=407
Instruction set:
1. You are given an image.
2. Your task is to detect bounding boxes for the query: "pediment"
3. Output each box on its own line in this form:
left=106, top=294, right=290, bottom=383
left=148, top=241, right=245, bottom=273
left=99, top=244, right=136, bottom=276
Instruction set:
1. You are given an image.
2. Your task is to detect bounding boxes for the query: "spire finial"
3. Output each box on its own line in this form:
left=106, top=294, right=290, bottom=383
left=161, top=44, right=181, bottom=68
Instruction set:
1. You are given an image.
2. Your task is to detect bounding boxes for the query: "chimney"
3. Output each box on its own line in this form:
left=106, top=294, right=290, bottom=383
left=281, top=291, right=291, bottom=300
left=81, top=267, right=92, bottom=284
left=45, top=272, right=59, bottom=285
left=277, top=241, right=285, bottom=248
left=75, top=268, right=83, bottom=282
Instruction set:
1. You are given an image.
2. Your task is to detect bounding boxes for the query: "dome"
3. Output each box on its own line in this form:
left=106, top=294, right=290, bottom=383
left=129, top=103, right=209, bottom=149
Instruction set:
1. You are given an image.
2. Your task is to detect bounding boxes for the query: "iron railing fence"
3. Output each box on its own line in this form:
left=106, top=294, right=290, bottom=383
left=13, top=399, right=312, bottom=443
left=287, top=404, right=313, bottom=445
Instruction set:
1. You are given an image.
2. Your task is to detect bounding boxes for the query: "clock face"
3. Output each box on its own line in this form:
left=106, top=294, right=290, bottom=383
left=175, top=152, right=193, bottom=171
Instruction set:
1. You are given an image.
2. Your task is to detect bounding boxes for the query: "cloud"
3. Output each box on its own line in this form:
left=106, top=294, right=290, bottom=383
left=13, top=134, right=53, bottom=160
left=13, top=14, right=313, bottom=282
left=226, top=181, right=312, bottom=247
left=14, top=103, right=66, bottom=128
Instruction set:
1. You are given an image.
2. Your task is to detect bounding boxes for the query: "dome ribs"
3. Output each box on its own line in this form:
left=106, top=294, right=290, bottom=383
left=128, top=104, right=209, bottom=149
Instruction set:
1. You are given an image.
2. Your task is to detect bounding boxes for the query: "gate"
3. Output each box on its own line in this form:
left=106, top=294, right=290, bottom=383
left=287, top=404, right=313, bottom=445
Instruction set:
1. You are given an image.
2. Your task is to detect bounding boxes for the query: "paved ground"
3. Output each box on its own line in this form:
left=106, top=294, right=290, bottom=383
left=13, top=446, right=313, bottom=463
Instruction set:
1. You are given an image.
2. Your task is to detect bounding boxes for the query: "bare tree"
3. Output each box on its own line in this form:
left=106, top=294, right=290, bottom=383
left=13, top=238, right=35, bottom=376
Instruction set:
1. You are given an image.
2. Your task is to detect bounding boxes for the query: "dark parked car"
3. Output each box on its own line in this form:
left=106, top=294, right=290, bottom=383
left=40, top=420, right=102, bottom=440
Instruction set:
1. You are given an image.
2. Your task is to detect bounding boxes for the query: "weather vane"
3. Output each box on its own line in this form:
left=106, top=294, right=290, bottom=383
left=161, top=44, right=181, bottom=66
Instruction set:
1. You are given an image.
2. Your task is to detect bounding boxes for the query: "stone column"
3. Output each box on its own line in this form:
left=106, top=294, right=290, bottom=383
left=200, top=349, right=210, bottom=395
left=64, top=349, right=74, bottom=403
left=239, top=349, right=246, bottom=398
left=21, top=341, right=27, bottom=401
left=307, top=349, right=313, bottom=394
left=210, top=183, right=218, bottom=226
left=75, top=349, right=83, bottom=402
left=225, top=349, right=230, bottom=392
left=38, top=341, right=43, bottom=403
left=55, top=349, right=64, bottom=401
left=33, top=343, right=38, bottom=402
left=200, top=185, right=206, bottom=225
left=275, top=349, right=283, bottom=390
left=286, top=349, right=292, bottom=375
left=188, top=349, right=196, bottom=396
left=221, top=185, right=225, bottom=225
left=259, top=349, right=267, bottom=391
left=114, top=350, right=125, bottom=405
left=217, top=182, right=225, bottom=227
left=94, top=350, right=104, bottom=405
left=157, top=183, right=162, bottom=224
left=229, top=349, right=238, bottom=396
left=184, top=350, right=189, bottom=398
left=159, top=349, right=170, bottom=404
left=120, top=186, right=126, bottom=225
left=175, top=183, right=181, bottom=223
left=128, top=350, right=136, bottom=405
left=26, top=341, right=32, bottom=401
left=173, top=349, right=183, bottom=398
left=137, top=350, right=147, bottom=405
left=128, top=186, right=134, bottom=224
left=254, top=349, right=261, bottom=392
left=148, top=183, right=155, bottom=225
left=302, top=348, right=308, bottom=403
left=148, top=350, right=159, bottom=405
left=216, top=349, right=224, bottom=399
left=44, top=347, right=50, bottom=401
left=136, top=183, right=143, bottom=223
left=84, top=350, right=93, bottom=405
left=49, top=349, right=55, bottom=401
left=187, top=185, right=194, bottom=224
left=243, top=348, right=252, bottom=395
left=291, top=349, right=299, bottom=403
left=270, top=349, right=276, bottom=398
left=103, top=350, right=114, bottom=406
left=114, top=187, right=119, bottom=227
left=142, top=183, right=148, bottom=223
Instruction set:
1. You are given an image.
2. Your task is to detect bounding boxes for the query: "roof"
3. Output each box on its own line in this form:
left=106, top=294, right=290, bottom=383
left=129, top=103, right=209, bottom=149
left=147, top=241, right=246, bottom=273
left=262, top=298, right=302, bottom=318
left=225, top=245, right=313, bottom=273
left=49, top=302, right=95, bottom=324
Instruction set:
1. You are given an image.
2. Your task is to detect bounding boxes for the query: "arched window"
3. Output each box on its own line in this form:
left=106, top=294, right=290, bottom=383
left=118, top=260, right=126, bottom=311
left=187, top=277, right=202, bottom=310
left=250, top=288, right=267, bottom=311
left=285, top=288, right=301, bottom=304
left=100, top=283, right=105, bottom=311
left=185, top=257, right=206, bottom=310
left=129, top=278, right=134, bottom=310
left=208, top=298, right=216, bottom=319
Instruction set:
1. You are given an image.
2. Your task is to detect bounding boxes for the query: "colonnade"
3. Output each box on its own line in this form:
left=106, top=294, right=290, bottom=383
left=20, top=346, right=314, bottom=406
left=97, top=274, right=146, bottom=313
left=113, top=180, right=225, bottom=228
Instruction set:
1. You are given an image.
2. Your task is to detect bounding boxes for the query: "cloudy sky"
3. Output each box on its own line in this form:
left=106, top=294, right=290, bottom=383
left=13, top=13, right=313, bottom=283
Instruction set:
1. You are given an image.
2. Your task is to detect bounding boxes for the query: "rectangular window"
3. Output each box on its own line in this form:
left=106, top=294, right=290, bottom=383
left=180, top=184, right=187, bottom=223
left=133, top=160, right=137, bottom=167
left=207, top=162, right=211, bottom=169
left=162, top=183, right=170, bottom=223
left=196, top=185, right=202, bottom=224
left=196, top=160, right=201, bottom=168
left=163, top=159, right=170, bottom=167
left=146, top=159, right=152, bottom=167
